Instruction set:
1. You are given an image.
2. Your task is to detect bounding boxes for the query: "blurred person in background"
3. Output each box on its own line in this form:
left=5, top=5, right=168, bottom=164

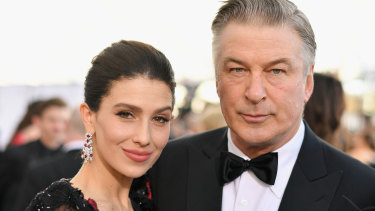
left=15, top=106, right=85, bottom=210
left=200, top=104, right=227, bottom=131
left=347, top=130, right=375, bottom=168
left=0, top=97, right=70, bottom=210
left=170, top=104, right=226, bottom=138
left=304, top=73, right=375, bottom=168
left=170, top=109, right=201, bottom=139
left=303, top=72, right=350, bottom=151
left=183, top=104, right=227, bottom=135
left=170, top=117, right=189, bottom=139
left=7, top=99, right=44, bottom=147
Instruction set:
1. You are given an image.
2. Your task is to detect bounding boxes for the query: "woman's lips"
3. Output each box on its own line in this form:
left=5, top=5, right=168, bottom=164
left=241, top=113, right=269, bottom=123
left=123, top=149, right=152, bottom=162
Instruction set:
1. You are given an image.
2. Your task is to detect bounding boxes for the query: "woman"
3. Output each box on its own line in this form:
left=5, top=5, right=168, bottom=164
left=7, top=99, right=43, bottom=147
left=303, top=72, right=348, bottom=151
left=27, top=40, right=175, bottom=211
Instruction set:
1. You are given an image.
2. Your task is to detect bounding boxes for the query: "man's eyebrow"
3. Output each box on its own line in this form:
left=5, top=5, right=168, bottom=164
left=223, top=57, right=291, bottom=67
left=265, top=58, right=292, bottom=67
left=223, top=57, right=247, bottom=66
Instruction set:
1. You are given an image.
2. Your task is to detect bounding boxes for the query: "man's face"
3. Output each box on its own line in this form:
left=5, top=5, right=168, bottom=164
left=39, top=106, right=70, bottom=144
left=216, top=22, right=314, bottom=156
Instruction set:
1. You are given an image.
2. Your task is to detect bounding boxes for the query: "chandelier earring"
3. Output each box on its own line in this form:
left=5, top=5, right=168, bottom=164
left=81, top=132, right=93, bottom=163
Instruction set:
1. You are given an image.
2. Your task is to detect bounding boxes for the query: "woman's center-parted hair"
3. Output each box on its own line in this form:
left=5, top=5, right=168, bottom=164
left=84, top=40, right=176, bottom=112
left=211, top=0, right=316, bottom=76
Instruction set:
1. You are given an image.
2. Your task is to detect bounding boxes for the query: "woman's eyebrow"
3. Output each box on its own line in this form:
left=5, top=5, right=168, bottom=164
left=113, top=103, right=142, bottom=112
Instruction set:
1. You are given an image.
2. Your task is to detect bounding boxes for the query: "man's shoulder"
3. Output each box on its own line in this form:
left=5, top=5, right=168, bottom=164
left=320, top=140, right=375, bottom=180
left=315, top=140, right=375, bottom=207
left=303, top=126, right=375, bottom=180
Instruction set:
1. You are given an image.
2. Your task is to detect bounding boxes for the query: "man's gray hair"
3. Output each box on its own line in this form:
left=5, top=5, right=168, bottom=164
left=212, top=0, right=316, bottom=75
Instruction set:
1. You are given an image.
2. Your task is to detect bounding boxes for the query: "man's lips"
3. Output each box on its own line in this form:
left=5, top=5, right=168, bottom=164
left=241, top=113, right=270, bottom=122
left=123, top=149, right=152, bottom=162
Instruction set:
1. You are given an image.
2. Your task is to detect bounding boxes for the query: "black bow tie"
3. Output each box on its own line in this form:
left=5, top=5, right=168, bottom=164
left=219, top=151, right=278, bottom=186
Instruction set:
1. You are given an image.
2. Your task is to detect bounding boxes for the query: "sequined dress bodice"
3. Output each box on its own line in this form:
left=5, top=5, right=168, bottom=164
left=26, top=178, right=142, bottom=211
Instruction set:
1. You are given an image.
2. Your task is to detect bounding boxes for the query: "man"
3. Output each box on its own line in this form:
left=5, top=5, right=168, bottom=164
left=0, top=97, right=70, bottom=210
left=149, top=0, right=375, bottom=210
left=15, top=107, right=85, bottom=209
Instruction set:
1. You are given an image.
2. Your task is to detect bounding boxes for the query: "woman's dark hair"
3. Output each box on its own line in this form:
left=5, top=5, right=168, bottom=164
left=12, top=100, right=44, bottom=133
left=304, top=72, right=346, bottom=147
left=8, top=100, right=44, bottom=146
left=84, top=40, right=176, bottom=111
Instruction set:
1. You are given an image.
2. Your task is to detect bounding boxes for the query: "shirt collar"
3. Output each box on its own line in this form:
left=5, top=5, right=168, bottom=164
left=227, top=120, right=305, bottom=198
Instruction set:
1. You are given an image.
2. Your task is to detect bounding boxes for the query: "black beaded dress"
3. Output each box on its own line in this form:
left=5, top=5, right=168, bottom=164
left=26, top=178, right=150, bottom=211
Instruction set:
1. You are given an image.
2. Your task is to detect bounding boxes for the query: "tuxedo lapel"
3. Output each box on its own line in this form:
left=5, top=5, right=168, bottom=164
left=186, top=128, right=228, bottom=211
left=279, top=124, right=342, bottom=211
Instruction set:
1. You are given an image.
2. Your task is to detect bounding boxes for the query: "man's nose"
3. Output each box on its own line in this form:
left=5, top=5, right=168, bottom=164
left=244, top=72, right=266, bottom=104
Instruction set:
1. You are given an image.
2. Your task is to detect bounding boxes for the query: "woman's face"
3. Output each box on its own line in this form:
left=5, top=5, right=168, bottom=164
left=82, top=76, right=173, bottom=178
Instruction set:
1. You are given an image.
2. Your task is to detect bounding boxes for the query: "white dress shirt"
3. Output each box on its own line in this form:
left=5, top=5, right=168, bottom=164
left=221, top=121, right=305, bottom=211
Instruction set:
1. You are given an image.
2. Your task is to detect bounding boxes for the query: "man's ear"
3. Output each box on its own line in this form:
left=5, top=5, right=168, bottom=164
left=304, top=64, right=314, bottom=103
left=216, top=79, right=221, bottom=97
left=80, top=103, right=95, bottom=134
left=32, top=115, right=41, bottom=127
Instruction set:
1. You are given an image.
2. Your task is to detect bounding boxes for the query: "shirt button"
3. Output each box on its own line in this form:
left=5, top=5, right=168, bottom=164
left=240, top=199, right=248, bottom=206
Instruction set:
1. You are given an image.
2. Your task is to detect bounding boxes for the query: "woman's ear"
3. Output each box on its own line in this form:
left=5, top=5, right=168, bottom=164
left=80, top=103, right=96, bottom=134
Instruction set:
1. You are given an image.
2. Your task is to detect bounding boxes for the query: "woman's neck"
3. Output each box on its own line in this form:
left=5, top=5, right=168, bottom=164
left=71, top=156, right=133, bottom=210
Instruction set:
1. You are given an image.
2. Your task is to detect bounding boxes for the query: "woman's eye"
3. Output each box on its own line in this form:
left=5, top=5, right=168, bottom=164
left=116, top=111, right=133, bottom=119
left=153, top=116, right=170, bottom=124
left=271, top=69, right=282, bottom=74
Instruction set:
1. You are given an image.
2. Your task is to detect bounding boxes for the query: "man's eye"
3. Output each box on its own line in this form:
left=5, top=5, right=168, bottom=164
left=231, top=68, right=244, bottom=72
left=272, top=69, right=282, bottom=74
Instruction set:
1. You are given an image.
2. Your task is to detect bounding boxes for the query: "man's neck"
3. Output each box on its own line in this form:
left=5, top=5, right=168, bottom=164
left=230, top=120, right=303, bottom=159
left=39, top=136, right=61, bottom=150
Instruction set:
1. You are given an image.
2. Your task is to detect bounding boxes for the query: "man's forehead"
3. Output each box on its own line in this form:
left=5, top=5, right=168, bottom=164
left=217, top=23, right=306, bottom=61
left=41, top=106, right=69, bottom=116
left=220, top=22, right=300, bottom=42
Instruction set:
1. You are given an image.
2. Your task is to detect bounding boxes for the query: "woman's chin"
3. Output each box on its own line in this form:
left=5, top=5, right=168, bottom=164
left=121, top=168, right=148, bottom=179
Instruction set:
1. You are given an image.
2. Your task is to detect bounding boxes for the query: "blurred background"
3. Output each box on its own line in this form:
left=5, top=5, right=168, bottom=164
left=1, top=0, right=375, bottom=151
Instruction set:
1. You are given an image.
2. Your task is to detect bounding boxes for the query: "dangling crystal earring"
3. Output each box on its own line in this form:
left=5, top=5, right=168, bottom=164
left=81, top=132, right=93, bottom=163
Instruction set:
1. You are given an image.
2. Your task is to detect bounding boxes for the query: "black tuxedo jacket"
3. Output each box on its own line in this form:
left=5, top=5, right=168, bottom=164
left=149, top=124, right=375, bottom=211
